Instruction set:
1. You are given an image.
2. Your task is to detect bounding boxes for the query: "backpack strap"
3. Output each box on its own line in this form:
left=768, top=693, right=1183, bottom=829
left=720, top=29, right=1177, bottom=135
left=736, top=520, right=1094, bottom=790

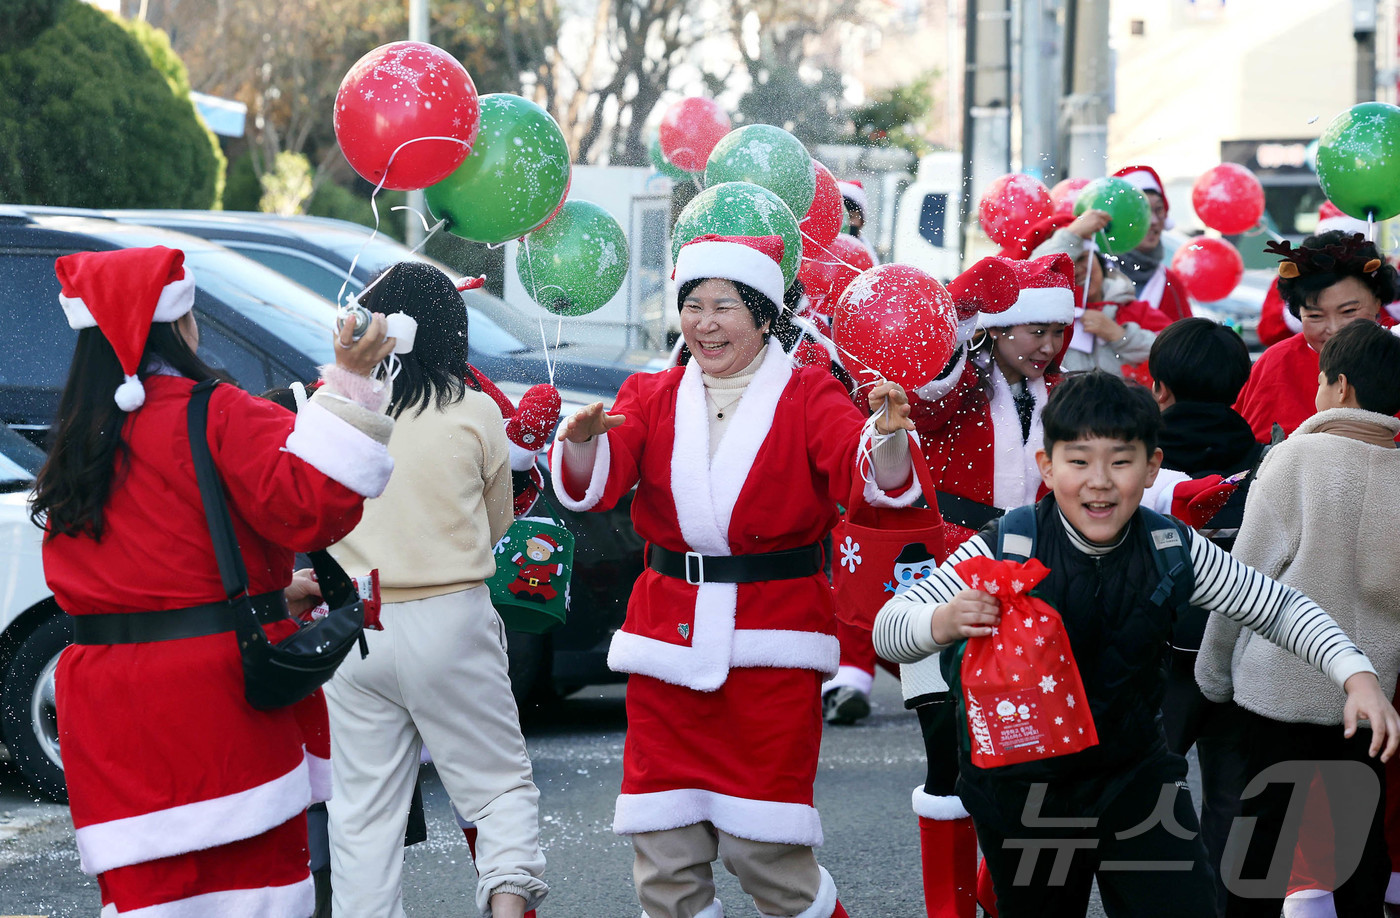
left=1138, top=507, right=1194, bottom=610
left=995, top=506, right=1038, bottom=562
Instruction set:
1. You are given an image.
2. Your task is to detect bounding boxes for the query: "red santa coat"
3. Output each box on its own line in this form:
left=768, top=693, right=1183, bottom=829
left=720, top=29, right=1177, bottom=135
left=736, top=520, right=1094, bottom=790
left=1233, top=332, right=1320, bottom=443
left=1138, top=264, right=1194, bottom=324
left=44, top=375, right=390, bottom=907
left=549, top=339, right=918, bottom=845
left=909, top=350, right=1059, bottom=548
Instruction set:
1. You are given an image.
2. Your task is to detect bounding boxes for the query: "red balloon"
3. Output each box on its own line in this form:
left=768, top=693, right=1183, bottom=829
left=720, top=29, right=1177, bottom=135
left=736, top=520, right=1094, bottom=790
left=335, top=42, right=480, bottom=191
left=799, top=234, right=874, bottom=317
left=1049, top=178, right=1091, bottom=219
left=979, top=174, right=1053, bottom=246
left=801, top=162, right=843, bottom=250
left=1191, top=164, right=1266, bottom=235
left=659, top=97, right=731, bottom=173
left=832, top=264, right=957, bottom=389
left=1171, top=238, right=1244, bottom=302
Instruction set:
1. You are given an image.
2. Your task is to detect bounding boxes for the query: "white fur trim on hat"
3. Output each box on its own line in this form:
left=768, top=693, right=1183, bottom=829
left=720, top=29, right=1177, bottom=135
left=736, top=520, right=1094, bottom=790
left=838, top=181, right=869, bottom=213
left=114, top=374, right=146, bottom=412
left=1317, top=215, right=1369, bottom=236
left=1117, top=169, right=1163, bottom=197
left=980, top=286, right=1075, bottom=328
left=674, top=239, right=785, bottom=313
left=59, top=269, right=195, bottom=330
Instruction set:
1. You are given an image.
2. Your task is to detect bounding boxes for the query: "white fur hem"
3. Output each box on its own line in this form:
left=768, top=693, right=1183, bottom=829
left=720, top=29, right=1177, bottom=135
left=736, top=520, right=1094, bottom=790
left=549, top=435, right=611, bottom=512
left=607, top=583, right=737, bottom=692
left=1282, top=888, right=1335, bottom=918
left=860, top=428, right=923, bottom=509
left=76, top=759, right=311, bottom=875
left=912, top=784, right=970, bottom=821
left=99, top=876, right=312, bottom=918
left=509, top=438, right=543, bottom=472
left=821, top=664, right=874, bottom=696
left=614, top=789, right=824, bottom=846
left=760, top=866, right=837, bottom=918
left=306, top=751, right=331, bottom=804
left=646, top=900, right=723, bottom=918
left=731, top=630, right=840, bottom=679
left=285, top=401, right=393, bottom=498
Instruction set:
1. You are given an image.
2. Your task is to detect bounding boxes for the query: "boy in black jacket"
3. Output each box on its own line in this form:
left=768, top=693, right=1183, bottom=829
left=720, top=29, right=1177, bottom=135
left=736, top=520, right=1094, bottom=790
left=873, top=371, right=1399, bottom=918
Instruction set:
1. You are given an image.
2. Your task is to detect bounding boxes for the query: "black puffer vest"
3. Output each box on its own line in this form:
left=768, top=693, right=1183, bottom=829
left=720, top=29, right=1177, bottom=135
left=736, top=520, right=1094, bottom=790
left=943, top=497, right=1194, bottom=825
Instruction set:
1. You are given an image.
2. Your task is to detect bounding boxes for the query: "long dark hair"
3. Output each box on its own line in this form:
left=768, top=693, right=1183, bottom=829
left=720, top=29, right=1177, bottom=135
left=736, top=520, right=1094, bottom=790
left=675, top=277, right=803, bottom=365
left=31, top=321, right=228, bottom=540
left=359, top=262, right=480, bottom=419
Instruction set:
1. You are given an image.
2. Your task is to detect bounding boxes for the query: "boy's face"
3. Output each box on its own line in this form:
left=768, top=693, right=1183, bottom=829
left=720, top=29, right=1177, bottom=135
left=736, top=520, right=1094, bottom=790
left=1036, top=437, right=1162, bottom=545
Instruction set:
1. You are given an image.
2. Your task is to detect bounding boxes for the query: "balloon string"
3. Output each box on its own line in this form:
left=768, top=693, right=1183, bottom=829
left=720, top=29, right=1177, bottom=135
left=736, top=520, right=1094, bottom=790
left=335, top=134, right=472, bottom=310
left=537, top=316, right=557, bottom=387
left=1081, top=236, right=1098, bottom=313
left=1251, top=218, right=1286, bottom=243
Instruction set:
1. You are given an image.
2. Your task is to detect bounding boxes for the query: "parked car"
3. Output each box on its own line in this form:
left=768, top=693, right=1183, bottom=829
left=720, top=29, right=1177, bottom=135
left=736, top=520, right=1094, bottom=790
left=0, top=210, right=642, bottom=799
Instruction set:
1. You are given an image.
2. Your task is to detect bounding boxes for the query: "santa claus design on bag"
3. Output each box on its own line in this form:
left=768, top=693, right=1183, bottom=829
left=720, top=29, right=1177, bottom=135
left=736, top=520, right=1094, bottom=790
left=508, top=534, right=565, bottom=603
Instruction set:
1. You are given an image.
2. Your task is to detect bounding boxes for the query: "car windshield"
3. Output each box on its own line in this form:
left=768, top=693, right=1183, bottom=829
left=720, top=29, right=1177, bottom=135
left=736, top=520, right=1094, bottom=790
left=0, top=424, right=42, bottom=483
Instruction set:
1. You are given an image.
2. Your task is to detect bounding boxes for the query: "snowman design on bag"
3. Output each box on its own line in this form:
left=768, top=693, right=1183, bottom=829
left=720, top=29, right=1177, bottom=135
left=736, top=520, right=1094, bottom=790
left=885, top=542, right=937, bottom=595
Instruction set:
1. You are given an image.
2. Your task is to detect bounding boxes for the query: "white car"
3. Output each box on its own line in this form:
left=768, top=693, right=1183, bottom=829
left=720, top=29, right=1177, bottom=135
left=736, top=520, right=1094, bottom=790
left=0, top=426, right=65, bottom=801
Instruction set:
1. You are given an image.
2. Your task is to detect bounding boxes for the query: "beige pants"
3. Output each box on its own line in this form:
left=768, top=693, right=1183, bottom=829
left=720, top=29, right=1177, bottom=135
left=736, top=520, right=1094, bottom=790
left=632, top=821, right=824, bottom=918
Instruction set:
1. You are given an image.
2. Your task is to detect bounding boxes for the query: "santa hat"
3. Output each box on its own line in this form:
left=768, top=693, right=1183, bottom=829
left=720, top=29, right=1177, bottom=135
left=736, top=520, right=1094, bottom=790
left=54, top=246, right=195, bottom=412
left=981, top=254, right=1076, bottom=329
left=947, top=256, right=1019, bottom=342
left=673, top=233, right=786, bottom=313
left=1113, top=164, right=1174, bottom=229
left=998, top=214, right=1073, bottom=261
left=1317, top=200, right=1368, bottom=236
left=837, top=180, right=869, bottom=214
left=529, top=533, right=560, bottom=552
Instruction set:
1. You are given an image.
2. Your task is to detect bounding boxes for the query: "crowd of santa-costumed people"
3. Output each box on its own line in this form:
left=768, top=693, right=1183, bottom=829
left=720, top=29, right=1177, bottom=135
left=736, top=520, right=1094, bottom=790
left=29, top=27, right=1400, bottom=918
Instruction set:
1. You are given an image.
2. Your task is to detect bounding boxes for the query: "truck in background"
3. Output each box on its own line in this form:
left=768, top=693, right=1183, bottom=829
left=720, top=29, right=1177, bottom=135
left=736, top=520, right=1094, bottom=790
left=503, top=166, right=674, bottom=352
left=891, top=151, right=964, bottom=283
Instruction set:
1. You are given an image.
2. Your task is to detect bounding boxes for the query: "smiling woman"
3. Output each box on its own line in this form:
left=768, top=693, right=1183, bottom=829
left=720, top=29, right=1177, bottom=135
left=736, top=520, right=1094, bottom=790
left=549, top=232, right=919, bottom=918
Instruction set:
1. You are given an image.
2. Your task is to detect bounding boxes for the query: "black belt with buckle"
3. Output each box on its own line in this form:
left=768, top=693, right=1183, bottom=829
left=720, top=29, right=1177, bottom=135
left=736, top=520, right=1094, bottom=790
left=934, top=490, right=1005, bottom=532
left=647, top=543, right=824, bottom=585
left=71, top=591, right=291, bottom=645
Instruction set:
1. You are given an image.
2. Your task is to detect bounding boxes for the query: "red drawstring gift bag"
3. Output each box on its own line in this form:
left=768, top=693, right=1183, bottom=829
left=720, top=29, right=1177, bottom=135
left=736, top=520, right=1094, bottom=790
left=832, top=438, right=946, bottom=630
left=953, top=554, right=1098, bottom=768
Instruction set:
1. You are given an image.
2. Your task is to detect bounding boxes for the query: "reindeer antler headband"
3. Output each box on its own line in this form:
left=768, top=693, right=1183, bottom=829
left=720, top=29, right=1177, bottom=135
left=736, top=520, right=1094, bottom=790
left=1265, top=233, right=1382, bottom=280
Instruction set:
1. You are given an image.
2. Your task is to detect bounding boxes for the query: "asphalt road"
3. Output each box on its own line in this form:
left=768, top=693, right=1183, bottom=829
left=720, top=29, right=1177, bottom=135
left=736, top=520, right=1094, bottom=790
left=0, top=675, right=1157, bottom=916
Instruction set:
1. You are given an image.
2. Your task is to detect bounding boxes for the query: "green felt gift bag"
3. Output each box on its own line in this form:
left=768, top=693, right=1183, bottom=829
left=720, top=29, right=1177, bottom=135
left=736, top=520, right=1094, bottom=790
left=488, top=487, right=575, bottom=634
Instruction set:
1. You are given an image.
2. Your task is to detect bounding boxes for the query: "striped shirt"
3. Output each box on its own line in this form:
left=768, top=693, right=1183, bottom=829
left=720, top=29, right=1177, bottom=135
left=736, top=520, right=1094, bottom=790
left=872, top=525, right=1375, bottom=695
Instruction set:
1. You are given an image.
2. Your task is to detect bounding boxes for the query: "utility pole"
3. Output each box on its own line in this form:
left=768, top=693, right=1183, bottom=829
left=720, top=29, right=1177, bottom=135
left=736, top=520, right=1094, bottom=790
left=959, top=0, right=1012, bottom=263
left=1062, top=0, right=1110, bottom=179
left=1020, top=0, right=1066, bottom=183
left=1355, top=0, right=1379, bottom=102
left=405, top=0, right=430, bottom=247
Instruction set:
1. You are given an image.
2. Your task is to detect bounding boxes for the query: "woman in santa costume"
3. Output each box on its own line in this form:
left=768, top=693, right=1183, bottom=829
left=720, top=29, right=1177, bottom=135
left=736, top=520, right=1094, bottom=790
left=838, top=180, right=881, bottom=265
left=33, top=245, right=397, bottom=916
left=1257, top=202, right=1400, bottom=348
left=552, top=232, right=919, bottom=918
left=1110, top=164, right=1193, bottom=324
left=1235, top=230, right=1398, bottom=442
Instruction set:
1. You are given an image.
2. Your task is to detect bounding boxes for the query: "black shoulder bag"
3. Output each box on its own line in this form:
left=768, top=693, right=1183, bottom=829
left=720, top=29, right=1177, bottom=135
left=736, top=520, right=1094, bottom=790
left=187, top=378, right=368, bottom=711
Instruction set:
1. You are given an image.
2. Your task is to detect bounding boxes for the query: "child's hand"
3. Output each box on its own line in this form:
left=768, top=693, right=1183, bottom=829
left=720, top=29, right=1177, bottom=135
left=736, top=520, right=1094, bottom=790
left=932, top=590, right=1001, bottom=645
left=1342, top=672, right=1400, bottom=762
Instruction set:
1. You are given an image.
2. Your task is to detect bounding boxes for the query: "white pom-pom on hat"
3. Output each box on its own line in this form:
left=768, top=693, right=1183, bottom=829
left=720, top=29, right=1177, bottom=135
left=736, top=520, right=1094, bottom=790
left=114, top=374, right=146, bottom=412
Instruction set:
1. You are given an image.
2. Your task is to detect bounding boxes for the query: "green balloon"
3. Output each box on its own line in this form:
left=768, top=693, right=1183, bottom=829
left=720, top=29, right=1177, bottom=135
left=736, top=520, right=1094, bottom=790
left=1316, top=102, right=1400, bottom=221
left=704, top=124, right=816, bottom=220
left=648, top=134, right=694, bottom=183
left=1073, top=177, right=1150, bottom=254
left=425, top=94, right=572, bottom=245
left=517, top=201, right=629, bottom=316
left=673, top=181, right=803, bottom=287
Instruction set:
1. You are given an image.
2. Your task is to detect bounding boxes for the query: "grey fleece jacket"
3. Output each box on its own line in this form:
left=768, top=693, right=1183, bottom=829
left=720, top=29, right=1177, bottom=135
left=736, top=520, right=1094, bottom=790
left=1195, top=408, right=1400, bottom=725
left=1031, top=228, right=1155, bottom=375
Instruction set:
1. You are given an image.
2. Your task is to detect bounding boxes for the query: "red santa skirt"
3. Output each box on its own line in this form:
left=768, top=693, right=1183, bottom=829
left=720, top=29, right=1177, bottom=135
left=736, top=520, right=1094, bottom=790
left=616, top=667, right=826, bottom=846
left=57, top=627, right=324, bottom=913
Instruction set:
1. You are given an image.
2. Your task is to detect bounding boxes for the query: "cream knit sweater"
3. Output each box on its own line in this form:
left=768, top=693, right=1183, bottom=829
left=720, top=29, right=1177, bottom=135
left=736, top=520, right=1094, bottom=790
left=330, top=388, right=513, bottom=603
left=1196, top=407, right=1400, bottom=725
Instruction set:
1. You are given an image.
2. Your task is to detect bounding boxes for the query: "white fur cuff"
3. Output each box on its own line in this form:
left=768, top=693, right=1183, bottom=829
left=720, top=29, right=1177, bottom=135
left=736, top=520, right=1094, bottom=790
left=549, top=436, right=610, bottom=512
left=285, top=401, right=394, bottom=498
left=860, top=428, right=923, bottom=509
left=760, top=867, right=836, bottom=918
left=912, top=785, right=971, bottom=821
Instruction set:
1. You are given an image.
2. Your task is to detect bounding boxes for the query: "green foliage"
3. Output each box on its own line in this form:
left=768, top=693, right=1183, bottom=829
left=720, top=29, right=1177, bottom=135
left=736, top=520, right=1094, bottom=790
left=258, top=151, right=314, bottom=215
left=0, top=0, right=221, bottom=208
left=305, top=182, right=405, bottom=242
left=0, top=0, right=63, bottom=52
left=847, top=72, right=937, bottom=156
left=223, top=153, right=261, bottom=212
